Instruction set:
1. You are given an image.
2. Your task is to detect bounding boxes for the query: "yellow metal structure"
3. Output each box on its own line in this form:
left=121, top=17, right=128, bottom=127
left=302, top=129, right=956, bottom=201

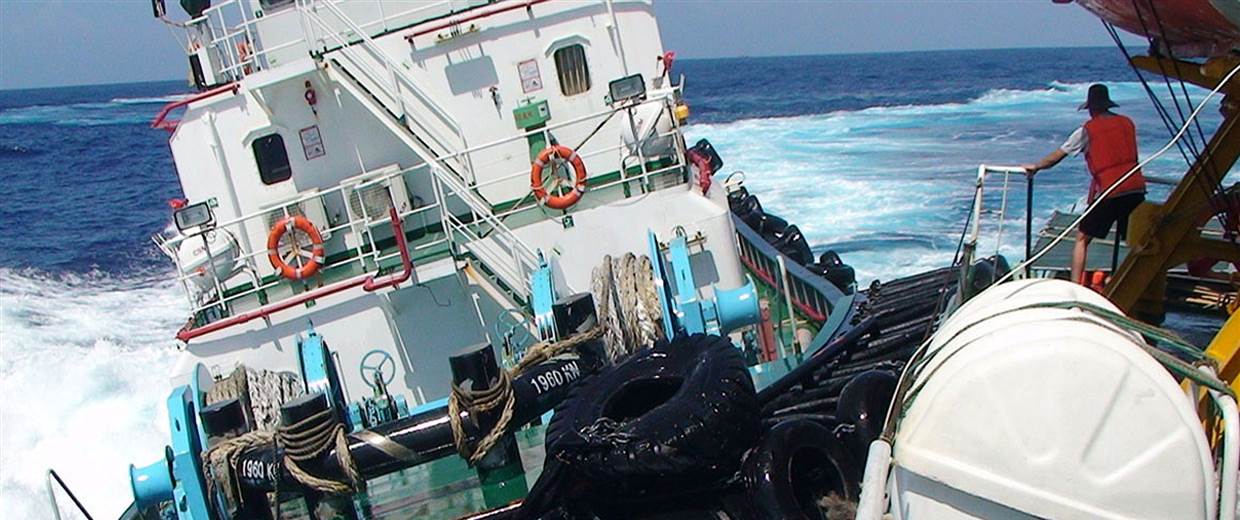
left=1105, top=56, right=1240, bottom=323
left=1205, top=310, right=1240, bottom=396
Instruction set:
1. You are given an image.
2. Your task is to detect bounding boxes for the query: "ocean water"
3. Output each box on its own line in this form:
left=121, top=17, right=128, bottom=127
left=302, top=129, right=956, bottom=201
left=0, top=47, right=1225, bottom=518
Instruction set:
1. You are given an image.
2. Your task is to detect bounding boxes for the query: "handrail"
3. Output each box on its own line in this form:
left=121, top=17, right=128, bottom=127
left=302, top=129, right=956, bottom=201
left=151, top=83, right=239, bottom=131
left=177, top=208, right=413, bottom=342
left=303, top=0, right=464, bottom=151
left=959, top=164, right=1033, bottom=296
left=733, top=215, right=846, bottom=324
left=404, top=0, right=551, bottom=41
left=45, top=469, right=94, bottom=520
left=962, top=164, right=1028, bottom=266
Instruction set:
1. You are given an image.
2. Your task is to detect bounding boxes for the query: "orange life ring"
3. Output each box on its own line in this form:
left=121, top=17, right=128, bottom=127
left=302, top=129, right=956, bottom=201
left=530, top=145, right=587, bottom=210
left=267, top=215, right=325, bottom=280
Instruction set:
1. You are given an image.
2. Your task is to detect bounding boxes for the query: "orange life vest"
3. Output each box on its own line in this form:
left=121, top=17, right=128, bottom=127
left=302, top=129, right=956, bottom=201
left=1083, top=114, right=1146, bottom=200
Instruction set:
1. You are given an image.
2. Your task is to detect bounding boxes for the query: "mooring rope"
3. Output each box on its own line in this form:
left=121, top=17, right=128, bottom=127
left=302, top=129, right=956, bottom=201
left=591, top=253, right=663, bottom=361
left=203, top=406, right=363, bottom=497
left=448, top=326, right=603, bottom=465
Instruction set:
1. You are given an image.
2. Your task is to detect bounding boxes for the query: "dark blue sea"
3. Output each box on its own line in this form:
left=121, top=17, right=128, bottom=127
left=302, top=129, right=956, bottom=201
left=0, top=47, right=1226, bottom=517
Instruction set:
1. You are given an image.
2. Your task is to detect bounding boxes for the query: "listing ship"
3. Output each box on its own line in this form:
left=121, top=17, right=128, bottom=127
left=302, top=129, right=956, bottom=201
left=42, top=1, right=1240, bottom=519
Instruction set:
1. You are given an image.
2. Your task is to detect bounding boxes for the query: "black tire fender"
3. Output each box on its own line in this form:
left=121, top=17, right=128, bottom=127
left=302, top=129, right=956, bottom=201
left=743, top=419, right=858, bottom=520
left=544, top=333, right=760, bottom=500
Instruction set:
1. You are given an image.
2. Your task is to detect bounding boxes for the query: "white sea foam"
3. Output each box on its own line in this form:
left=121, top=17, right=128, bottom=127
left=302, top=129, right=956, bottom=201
left=689, top=81, right=1214, bottom=283
left=0, top=268, right=184, bottom=519
left=108, top=94, right=191, bottom=105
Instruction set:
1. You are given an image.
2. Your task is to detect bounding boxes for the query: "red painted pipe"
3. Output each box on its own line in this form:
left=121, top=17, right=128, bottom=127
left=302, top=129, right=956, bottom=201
left=363, top=208, right=413, bottom=291
left=152, top=83, right=239, bottom=132
left=404, top=0, right=550, bottom=42
left=176, top=208, right=414, bottom=342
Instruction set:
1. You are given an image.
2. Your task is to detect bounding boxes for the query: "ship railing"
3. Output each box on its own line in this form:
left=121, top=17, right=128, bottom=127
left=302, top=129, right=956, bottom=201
left=406, top=90, right=685, bottom=298
left=732, top=218, right=847, bottom=330
left=961, top=164, right=1035, bottom=287
left=296, top=0, right=470, bottom=178
left=170, top=0, right=307, bottom=82
left=154, top=164, right=449, bottom=323
left=44, top=468, right=95, bottom=520
left=437, top=91, right=687, bottom=207
left=430, top=161, right=542, bottom=298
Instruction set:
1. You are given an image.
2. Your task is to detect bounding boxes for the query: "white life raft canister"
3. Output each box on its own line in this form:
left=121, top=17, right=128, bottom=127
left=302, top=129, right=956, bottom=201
left=176, top=229, right=241, bottom=293
left=889, top=279, right=1216, bottom=520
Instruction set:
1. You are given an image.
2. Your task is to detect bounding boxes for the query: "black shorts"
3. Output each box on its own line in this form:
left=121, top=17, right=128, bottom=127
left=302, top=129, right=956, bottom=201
left=1080, top=193, right=1144, bottom=239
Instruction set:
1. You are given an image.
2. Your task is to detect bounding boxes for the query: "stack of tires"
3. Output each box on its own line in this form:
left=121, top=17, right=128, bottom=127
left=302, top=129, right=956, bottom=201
left=519, top=334, right=865, bottom=519
left=727, top=187, right=856, bottom=292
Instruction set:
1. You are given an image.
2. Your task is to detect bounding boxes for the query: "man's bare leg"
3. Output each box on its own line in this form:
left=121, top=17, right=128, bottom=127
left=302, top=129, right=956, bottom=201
left=1071, top=231, right=1092, bottom=285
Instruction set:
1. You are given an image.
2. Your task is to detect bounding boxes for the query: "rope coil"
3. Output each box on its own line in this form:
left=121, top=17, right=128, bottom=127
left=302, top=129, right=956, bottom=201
left=591, top=254, right=663, bottom=362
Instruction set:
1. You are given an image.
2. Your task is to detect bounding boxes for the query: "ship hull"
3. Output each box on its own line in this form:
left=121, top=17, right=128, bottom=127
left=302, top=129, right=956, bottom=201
left=1074, top=0, right=1240, bottom=57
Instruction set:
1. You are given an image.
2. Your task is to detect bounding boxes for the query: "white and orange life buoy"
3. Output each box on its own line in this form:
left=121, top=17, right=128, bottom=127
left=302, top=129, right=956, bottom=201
left=530, top=145, right=587, bottom=210
left=267, top=215, right=325, bottom=280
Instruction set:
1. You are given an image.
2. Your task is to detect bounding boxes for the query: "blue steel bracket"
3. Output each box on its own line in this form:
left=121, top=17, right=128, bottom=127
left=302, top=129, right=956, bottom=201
left=297, top=324, right=347, bottom=413
left=530, top=251, right=558, bottom=342
left=667, top=234, right=709, bottom=335
left=647, top=230, right=681, bottom=338
left=654, top=231, right=760, bottom=338
left=166, top=386, right=212, bottom=520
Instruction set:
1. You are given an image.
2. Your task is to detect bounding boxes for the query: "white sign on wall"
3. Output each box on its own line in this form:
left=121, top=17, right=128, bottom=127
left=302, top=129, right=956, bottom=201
left=300, top=125, right=325, bottom=160
left=518, top=59, right=543, bottom=93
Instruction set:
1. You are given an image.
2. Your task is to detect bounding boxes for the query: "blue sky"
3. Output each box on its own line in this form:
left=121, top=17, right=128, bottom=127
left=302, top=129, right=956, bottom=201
left=0, top=0, right=1131, bottom=89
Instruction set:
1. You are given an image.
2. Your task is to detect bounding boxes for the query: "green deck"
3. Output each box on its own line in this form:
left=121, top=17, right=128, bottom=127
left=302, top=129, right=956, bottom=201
left=277, top=426, right=548, bottom=519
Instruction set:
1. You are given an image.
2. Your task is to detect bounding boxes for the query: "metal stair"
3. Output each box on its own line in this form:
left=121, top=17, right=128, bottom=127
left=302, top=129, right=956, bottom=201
left=297, top=0, right=539, bottom=299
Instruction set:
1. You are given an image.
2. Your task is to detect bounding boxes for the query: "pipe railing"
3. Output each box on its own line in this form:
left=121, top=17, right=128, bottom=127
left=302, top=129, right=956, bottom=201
left=176, top=207, right=414, bottom=341
left=154, top=165, right=441, bottom=318
left=960, top=164, right=1033, bottom=290
left=300, top=0, right=466, bottom=165
left=732, top=216, right=847, bottom=325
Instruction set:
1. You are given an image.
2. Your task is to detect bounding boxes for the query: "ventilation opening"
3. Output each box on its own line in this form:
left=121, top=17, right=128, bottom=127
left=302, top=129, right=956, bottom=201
left=602, top=377, right=683, bottom=422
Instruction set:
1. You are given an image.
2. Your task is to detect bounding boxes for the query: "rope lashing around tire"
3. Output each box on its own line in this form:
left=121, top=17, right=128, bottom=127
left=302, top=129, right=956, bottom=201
left=448, top=326, right=603, bottom=465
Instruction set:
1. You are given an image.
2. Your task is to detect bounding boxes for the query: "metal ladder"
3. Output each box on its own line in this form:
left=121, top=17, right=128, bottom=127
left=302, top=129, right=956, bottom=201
left=298, top=0, right=539, bottom=298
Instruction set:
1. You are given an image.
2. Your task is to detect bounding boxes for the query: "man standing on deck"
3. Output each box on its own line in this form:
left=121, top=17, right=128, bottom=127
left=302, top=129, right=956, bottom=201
left=1022, top=83, right=1147, bottom=286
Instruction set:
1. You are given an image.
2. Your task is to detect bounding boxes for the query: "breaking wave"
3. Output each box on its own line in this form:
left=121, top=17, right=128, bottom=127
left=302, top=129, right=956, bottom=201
left=0, top=268, right=184, bottom=519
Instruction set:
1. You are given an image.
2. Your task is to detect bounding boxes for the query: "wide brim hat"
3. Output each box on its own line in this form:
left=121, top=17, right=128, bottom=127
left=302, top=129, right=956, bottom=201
left=1079, top=83, right=1119, bottom=111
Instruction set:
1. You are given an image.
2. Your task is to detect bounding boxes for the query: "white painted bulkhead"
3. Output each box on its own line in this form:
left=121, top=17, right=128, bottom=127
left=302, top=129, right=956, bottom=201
left=157, top=0, right=707, bottom=413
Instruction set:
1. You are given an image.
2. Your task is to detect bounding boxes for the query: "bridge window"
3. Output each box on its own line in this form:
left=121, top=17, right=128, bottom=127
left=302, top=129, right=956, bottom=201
left=553, top=44, right=591, bottom=96
left=253, top=134, right=292, bottom=185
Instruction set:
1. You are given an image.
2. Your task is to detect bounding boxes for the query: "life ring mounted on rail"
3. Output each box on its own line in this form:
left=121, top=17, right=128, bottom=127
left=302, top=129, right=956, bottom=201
left=530, top=145, right=588, bottom=210
left=267, top=215, right=325, bottom=280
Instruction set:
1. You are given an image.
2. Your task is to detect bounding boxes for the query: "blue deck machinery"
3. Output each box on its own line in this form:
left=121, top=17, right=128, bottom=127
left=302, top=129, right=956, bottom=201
left=124, top=236, right=761, bottom=520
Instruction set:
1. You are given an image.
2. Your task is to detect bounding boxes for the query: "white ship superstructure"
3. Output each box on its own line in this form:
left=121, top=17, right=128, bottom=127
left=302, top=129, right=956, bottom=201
left=154, top=0, right=731, bottom=403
